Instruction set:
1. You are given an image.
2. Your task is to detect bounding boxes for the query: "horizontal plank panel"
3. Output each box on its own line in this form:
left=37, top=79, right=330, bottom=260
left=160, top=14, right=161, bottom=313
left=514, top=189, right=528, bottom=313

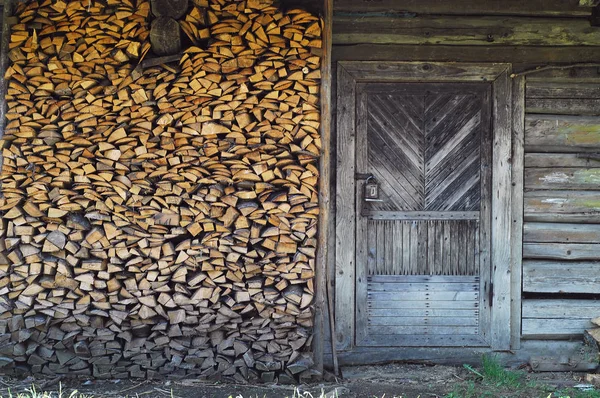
left=338, top=61, right=508, bottom=82
left=333, top=45, right=600, bottom=65
left=368, top=291, right=479, bottom=301
left=333, top=16, right=600, bottom=46
left=526, top=98, right=600, bottom=115
left=368, top=282, right=478, bottom=292
left=522, top=318, right=593, bottom=339
left=525, top=168, right=600, bottom=190
left=525, top=116, right=600, bottom=153
left=368, top=309, right=478, bottom=318
left=368, top=316, right=479, bottom=327
left=358, top=334, right=488, bottom=347
left=523, top=260, right=600, bottom=293
left=527, top=82, right=600, bottom=99
left=332, top=0, right=590, bottom=16
left=523, top=243, right=600, bottom=260
left=525, top=153, right=600, bottom=168
left=367, top=325, right=479, bottom=335
left=369, top=300, right=479, bottom=309
left=524, top=222, right=600, bottom=243
left=522, top=300, right=600, bottom=338
left=524, top=191, right=600, bottom=221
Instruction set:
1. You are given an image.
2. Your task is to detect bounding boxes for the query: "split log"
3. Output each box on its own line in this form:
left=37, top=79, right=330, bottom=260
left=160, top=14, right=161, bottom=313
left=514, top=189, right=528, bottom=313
left=151, top=0, right=189, bottom=19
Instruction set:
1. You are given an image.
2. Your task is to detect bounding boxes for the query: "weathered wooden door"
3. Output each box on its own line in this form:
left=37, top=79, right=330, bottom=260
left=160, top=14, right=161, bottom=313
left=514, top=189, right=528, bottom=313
left=354, top=83, right=492, bottom=346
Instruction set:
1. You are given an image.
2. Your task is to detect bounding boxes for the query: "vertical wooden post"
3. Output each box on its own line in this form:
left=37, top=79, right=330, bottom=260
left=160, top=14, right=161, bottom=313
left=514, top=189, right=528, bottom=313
left=510, top=76, right=525, bottom=350
left=491, top=69, right=513, bottom=350
left=314, top=0, right=333, bottom=376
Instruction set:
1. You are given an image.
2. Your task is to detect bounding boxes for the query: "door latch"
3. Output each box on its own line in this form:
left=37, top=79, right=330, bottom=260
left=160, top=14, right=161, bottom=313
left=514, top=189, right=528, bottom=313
left=364, top=175, right=383, bottom=202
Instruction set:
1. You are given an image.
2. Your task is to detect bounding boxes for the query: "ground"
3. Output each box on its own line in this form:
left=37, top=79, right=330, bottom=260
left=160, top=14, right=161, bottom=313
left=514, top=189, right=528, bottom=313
left=1, top=362, right=599, bottom=398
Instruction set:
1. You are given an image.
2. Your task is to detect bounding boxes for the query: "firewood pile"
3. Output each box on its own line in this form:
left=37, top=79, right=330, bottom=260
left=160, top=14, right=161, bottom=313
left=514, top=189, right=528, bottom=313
left=0, top=0, right=322, bottom=383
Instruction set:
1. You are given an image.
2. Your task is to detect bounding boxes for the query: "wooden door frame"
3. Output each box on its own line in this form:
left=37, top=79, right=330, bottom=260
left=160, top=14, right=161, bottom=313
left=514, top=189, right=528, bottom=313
left=335, top=61, right=514, bottom=351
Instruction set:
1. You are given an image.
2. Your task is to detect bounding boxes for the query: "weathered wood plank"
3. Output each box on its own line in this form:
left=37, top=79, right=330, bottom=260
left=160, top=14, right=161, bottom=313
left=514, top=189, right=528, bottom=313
left=368, top=291, right=479, bottom=301
left=338, top=61, right=509, bottom=82
left=369, top=300, right=479, bottom=309
left=525, top=168, right=600, bottom=190
left=334, top=64, right=356, bottom=350
left=368, top=282, right=479, bottom=292
left=491, top=70, right=512, bottom=350
left=358, top=334, right=488, bottom=347
left=525, top=116, right=600, bottom=153
left=527, top=82, right=600, bottom=99
left=366, top=325, right=478, bottom=335
left=332, top=0, right=590, bottom=16
left=523, top=260, right=600, bottom=293
left=524, top=190, right=600, bottom=222
left=525, top=153, right=600, bottom=168
left=333, top=16, right=600, bottom=46
left=333, top=45, right=600, bottom=65
left=524, top=222, right=600, bottom=243
left=522, top=299, right=600, bottom=339
left=368, top=315, right=479, bottom=326
left=365, top=211, right=480, bottom=220
left=526, top=98, right=600, bottom=115
left=523, top=242, right=600, bottom=260
left=511, top=75, right=525, bottom=350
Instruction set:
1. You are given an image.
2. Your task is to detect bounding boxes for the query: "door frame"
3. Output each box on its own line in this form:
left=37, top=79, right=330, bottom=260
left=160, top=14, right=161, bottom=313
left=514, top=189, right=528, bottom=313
left=335, top=61, right=514, bottom=351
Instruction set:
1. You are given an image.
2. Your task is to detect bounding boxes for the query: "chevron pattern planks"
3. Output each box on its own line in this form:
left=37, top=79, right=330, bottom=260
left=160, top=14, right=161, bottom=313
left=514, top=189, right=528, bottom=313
left=364, top=88, right=486, bottom=212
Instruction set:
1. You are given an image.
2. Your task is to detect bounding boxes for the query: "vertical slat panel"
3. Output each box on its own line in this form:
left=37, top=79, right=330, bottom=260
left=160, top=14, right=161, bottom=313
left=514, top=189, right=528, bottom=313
left=367, top=220, right=377, bottom=275
left=458, top=221, right=467, bottom=275
left=450, top=222, right=459, bottom=275
left=410, top=221, right=419, bottom=275
left=377, top=221, right=385, bottom=274
left=443, top=220, right=451, bottom=274
left=403, top=221, right=412, bottom=274
left=427, top=221, right=436, bottom=274
left=434, top=220, right=443, bottom=275
left=417, top=221, right=428, bottom=273
left=393, top=221, right=403, bottom=275
left=385, top=221, right=394, bottom=274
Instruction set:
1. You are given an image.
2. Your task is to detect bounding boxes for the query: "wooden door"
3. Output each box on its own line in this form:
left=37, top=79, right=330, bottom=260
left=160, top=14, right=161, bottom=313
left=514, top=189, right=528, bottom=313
left=354, top=83, right=492, bottom=347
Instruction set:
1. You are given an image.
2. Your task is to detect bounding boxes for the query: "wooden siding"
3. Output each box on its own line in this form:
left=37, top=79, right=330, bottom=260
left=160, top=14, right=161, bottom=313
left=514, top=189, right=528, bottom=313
left=522, top=78, right=600, bottom=340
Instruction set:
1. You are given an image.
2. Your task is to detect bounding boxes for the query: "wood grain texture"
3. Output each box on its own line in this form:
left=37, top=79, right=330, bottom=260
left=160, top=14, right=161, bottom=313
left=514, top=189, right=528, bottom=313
left=334, top=64, right=356, bottom=350
left=525, top=116, right=600, bottom=153
left=333, top=16, right=600, bottom=46
left=523, top=260, right=600, bottom=293
left=523, top=243, right=600, bottom=260
left=510, top=76, right=525, bottom=350
left=491, top=70, right=512, bottom=350
left=522, top=299, right=600, bottom=339
left=524, top=222, right=600, bottom=243
left=524, top=190, right=600, bottom=222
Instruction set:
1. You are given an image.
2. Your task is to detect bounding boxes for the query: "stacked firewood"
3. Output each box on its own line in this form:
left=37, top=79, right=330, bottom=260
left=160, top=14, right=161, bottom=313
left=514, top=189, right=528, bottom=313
left=0, top=0, right=322, bottom=383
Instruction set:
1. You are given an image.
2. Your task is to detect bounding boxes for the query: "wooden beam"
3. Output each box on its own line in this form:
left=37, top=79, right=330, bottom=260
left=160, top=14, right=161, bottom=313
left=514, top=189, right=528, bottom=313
left=334, top=16, right=600, bottom=46
left=580, top=0, right=600, bottom=6
left=314, top=0, right=333, bottom=377
left=336, top=0, right=590, bottom=16
left=510, top=76, right=525, bottom=350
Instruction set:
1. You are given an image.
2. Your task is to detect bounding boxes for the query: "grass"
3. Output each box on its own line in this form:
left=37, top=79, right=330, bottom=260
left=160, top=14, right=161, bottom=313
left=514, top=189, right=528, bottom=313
left=0, top=384, right=92, bottom=398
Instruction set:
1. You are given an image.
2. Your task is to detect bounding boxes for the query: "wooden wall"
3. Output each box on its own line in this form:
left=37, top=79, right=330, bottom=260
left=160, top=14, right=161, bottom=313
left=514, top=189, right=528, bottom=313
left=521, top=71, right=600, bottom=340
left=325, top=0, right=600, bottom=362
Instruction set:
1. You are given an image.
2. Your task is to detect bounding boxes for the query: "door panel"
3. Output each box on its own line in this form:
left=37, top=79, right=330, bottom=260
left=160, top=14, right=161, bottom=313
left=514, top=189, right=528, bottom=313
left=355, top=83, right=492, bottom=347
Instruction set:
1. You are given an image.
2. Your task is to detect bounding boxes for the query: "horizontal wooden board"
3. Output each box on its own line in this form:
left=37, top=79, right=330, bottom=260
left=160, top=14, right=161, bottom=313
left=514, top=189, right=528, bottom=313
left=523, top=222, right=600, bottom=243
left=365, top=211, right=480, bottom=220
left=524, top=191, right=600, bottom=222
left=333, top=16, right=600, bottom=46
left=527, top=82, right=600, bottom=99
left=368, top=282, right=479, bottom=292
left=525, top=153, right=600, bottom=168
left=331, top=0, right=590, bottom=16
left=524, top=116, right=600, bottom=153
left=333, top=45, right=600, bottom=65
left=523, top=260, right=600, bottom=293
left=369, top=300, right=479, bottom=310
left=522, top=299, right=600, bottom=338
left=522, top=318, right=594, bottom=339
left=369, top=275, right=479, bottom=283
left=368, top=291, right=479, bottom=301
left=368, top=309, right=479, bottom=319
left=526, top=98, right=600, bottom=116
left=525, top=168, right=600, bottom=190
left=523, top=243, right=600, bottom=260
left=358, top=334, right=488, bottom=347
left=366, top=325, right=478, bottom=335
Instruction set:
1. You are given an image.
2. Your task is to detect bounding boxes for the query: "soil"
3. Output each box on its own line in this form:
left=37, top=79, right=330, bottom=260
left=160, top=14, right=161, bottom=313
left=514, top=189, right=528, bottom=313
left=0, top=364, right=593, bottom=398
